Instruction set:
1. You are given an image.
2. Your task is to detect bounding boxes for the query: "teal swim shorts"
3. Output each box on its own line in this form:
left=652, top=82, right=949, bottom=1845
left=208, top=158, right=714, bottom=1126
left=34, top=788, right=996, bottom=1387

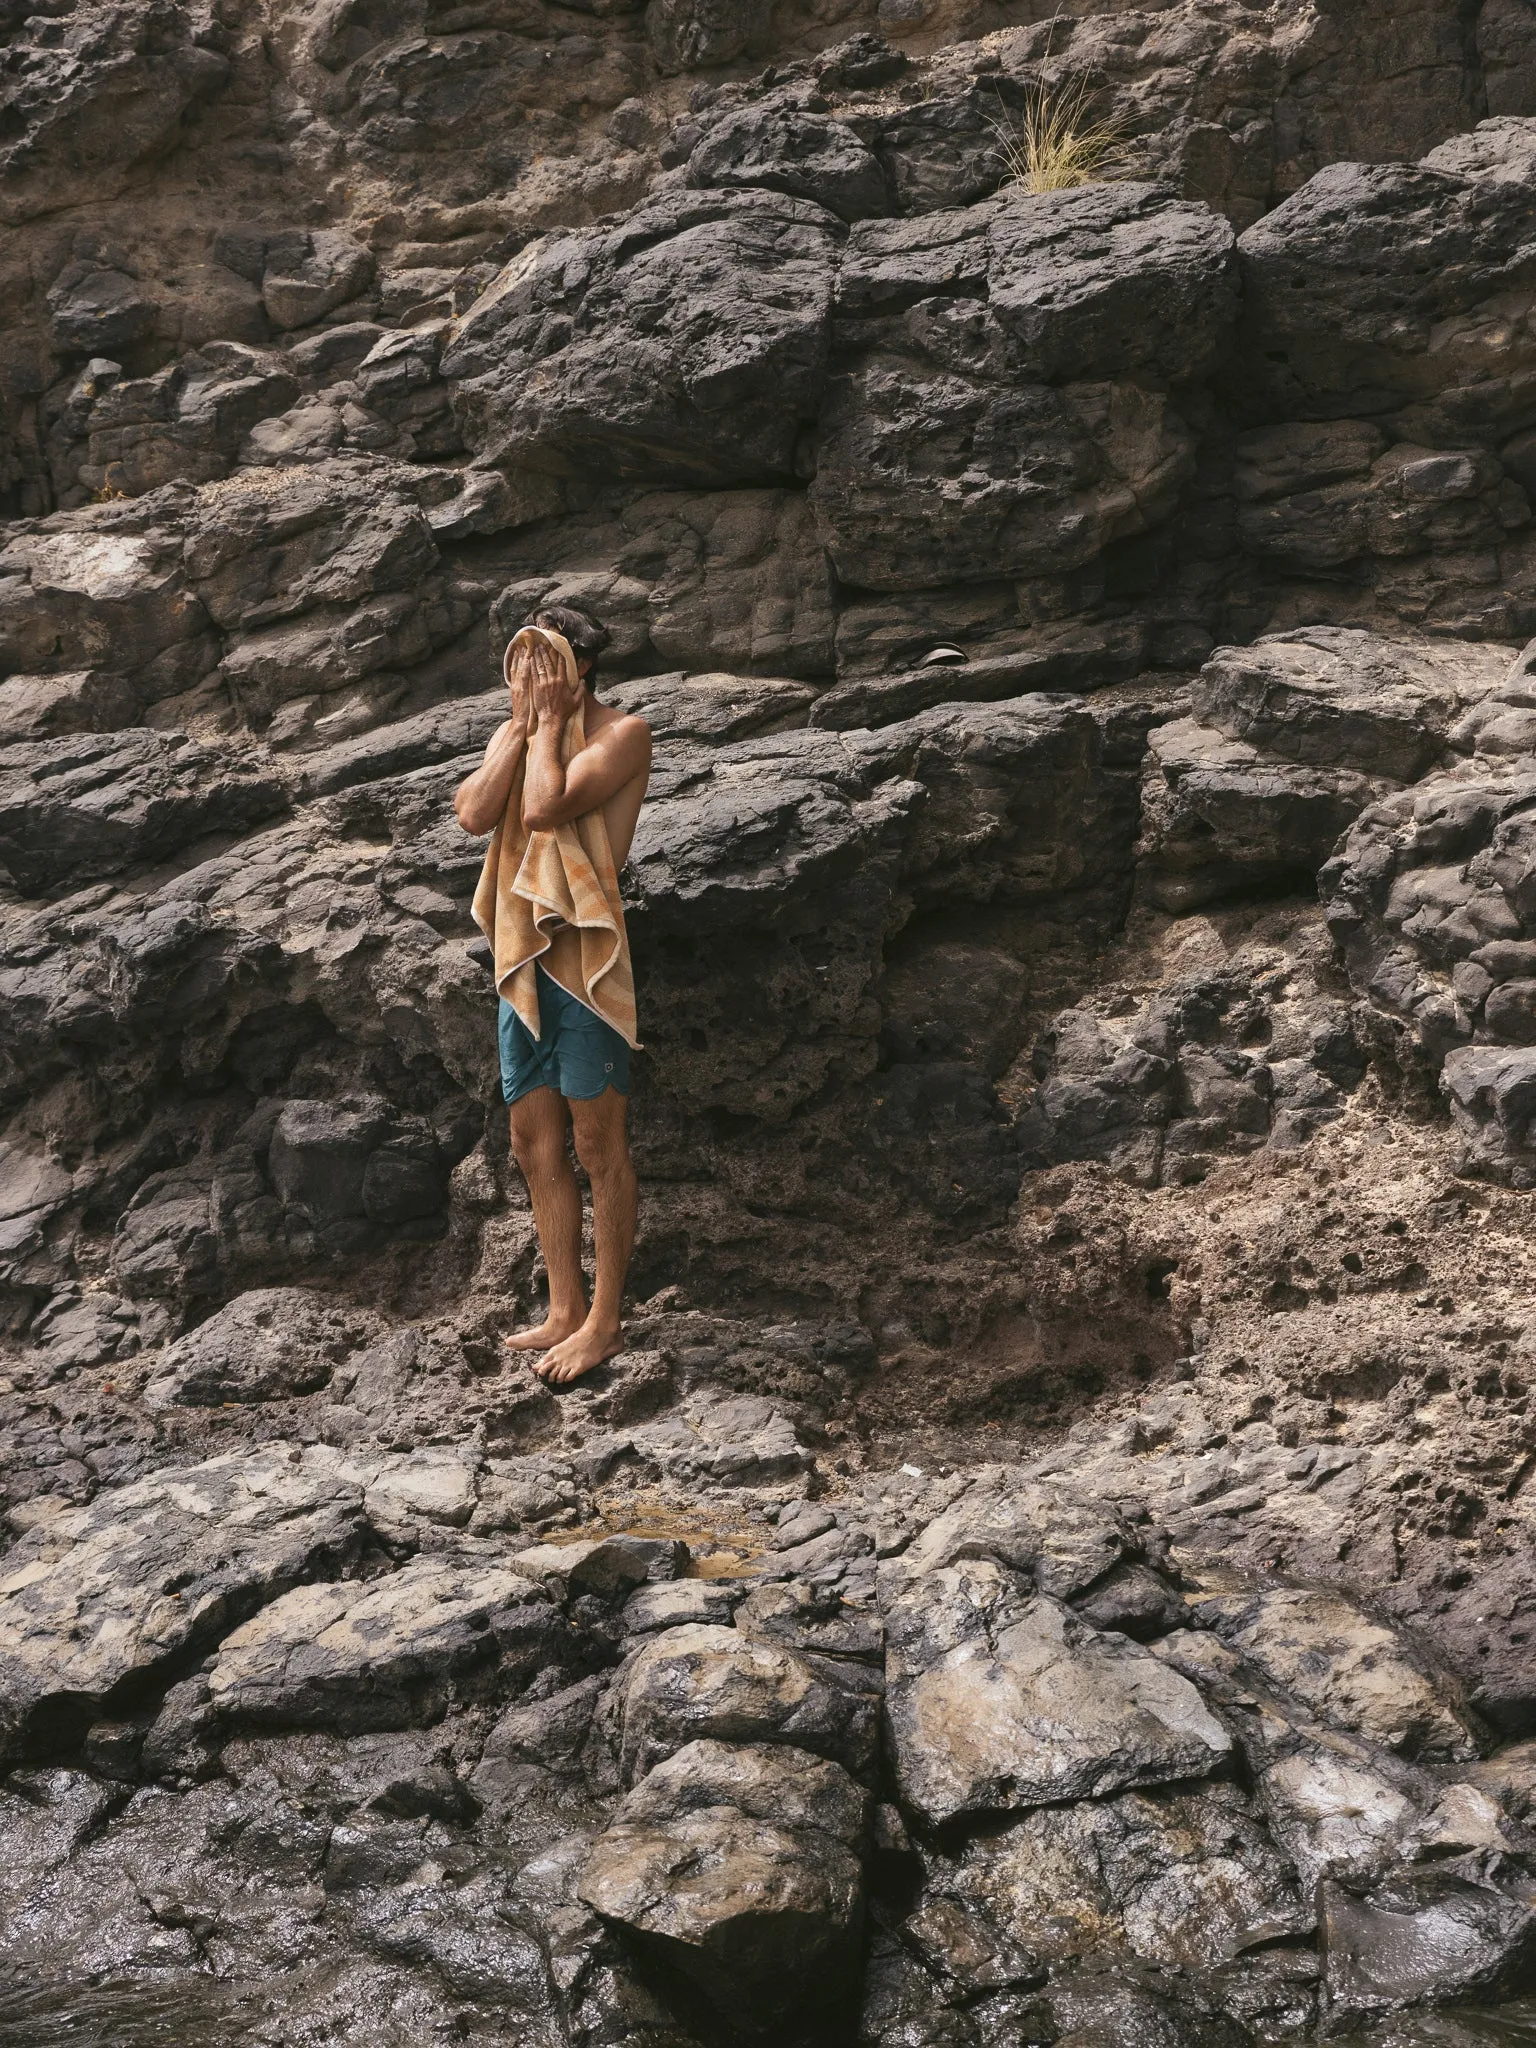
left=499, top=965, right=631, bottom=1106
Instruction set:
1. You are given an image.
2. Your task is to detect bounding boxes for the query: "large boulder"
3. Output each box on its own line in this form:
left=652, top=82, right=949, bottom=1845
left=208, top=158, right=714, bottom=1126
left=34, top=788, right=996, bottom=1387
left=1242, top=1719, right=1512, bottom=1893
left=1232, top=123, right=1536, bottom=636
left=811, top=359, right=1196, bottom=592
left=881, top=1563, right=1232, bottom=1827
left=578, top=1738, right=869, bottom=2033
left=899, top=1470, right=1137, bottom=1595
left=267, top=1096, right=448, bottom=1237
left=206, top=1554, right=565, bottom=1730
left=1200, top=1587, right=1480, bottom=1763
left=441, top=190, right=839, bottom=485
left=0, top=729, right=285, bottom=892
left=810, top=183, right=1233, bottom=591
left=618, top=1621, right=881, bottom=1781
left=141, top=1286, right=376, bottom=1406
left=180, top=457, right=441, bottom=633
left=0, top=518, right=211, bottom=696
left=1441, top=1045, right=1536, bottom=1186
left=1139, top=618, right=1511, bottom=922
left=687, top=104, right=888, bottom=222
left=1237, top=134, right=1536, bottom=435
left=46, top=267, right=159, bottom=355
left=0, top=1446, right=365, bottom=1761
left=1229, top=423, right=1530, bottom=618
left=259, top=230, right=375, bottom=331
left=1191, top=628, right=1503, bottom=782
left=982, top=182, right=1239, bottom=385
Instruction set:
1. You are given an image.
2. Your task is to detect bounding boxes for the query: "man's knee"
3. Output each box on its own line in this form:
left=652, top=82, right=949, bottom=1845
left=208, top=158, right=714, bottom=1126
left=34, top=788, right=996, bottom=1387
left=571, top=1099, right=630, bottom=1178
left=509, top=1104, right=565, bottom=1178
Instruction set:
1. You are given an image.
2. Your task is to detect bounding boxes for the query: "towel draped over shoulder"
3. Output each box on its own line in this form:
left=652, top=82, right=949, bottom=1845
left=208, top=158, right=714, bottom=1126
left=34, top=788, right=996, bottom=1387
left=471, top=626, right=639, bottom=1049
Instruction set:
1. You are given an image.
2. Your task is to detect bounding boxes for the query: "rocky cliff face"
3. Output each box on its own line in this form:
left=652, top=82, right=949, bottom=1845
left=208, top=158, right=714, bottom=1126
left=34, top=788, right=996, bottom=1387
left=9, top=2, right=1536, bottom=2042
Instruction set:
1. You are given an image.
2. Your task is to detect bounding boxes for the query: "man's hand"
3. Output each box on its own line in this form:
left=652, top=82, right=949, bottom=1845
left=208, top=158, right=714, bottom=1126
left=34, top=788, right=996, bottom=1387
left=504, top=638, right=534, bottom=735
left=529, top=638, right=583, bottom=729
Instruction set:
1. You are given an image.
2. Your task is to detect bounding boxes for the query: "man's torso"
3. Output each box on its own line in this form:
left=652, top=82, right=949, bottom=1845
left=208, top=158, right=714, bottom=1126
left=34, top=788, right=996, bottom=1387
left=579, top=694, right=648, bottom=871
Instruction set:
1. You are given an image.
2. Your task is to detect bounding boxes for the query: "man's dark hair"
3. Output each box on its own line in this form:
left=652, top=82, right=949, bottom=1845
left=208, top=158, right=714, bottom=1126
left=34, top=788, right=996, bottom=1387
left=523, top=603, right=611, bottom=676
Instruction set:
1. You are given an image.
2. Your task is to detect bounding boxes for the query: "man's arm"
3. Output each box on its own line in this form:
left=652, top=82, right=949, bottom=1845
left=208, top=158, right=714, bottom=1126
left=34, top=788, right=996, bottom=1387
left=453, top=718, right=527, bottom=835
left=522, top=647, right=652, bottom=831
left=522, top=716, right=653, bottom=831
left=453, top=646, right=532, bottom=834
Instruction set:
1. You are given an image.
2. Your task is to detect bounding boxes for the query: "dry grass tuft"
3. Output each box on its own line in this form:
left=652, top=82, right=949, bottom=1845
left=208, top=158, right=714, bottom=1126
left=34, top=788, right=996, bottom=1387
left=989, top=71, right=1127, bottom=194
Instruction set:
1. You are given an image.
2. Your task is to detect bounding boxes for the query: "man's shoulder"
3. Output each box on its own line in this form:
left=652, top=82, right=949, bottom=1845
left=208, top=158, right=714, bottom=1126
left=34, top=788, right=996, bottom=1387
left=590, top=703, right=652, bottom=751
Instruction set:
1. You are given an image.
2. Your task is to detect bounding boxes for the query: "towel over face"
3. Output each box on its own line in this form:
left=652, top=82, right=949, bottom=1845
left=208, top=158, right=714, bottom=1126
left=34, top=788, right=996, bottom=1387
left=471, top=626, right=640, bottom=1050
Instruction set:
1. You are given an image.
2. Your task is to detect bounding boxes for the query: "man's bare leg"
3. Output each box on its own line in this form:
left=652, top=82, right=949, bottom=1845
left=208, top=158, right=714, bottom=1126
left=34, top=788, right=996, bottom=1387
left=537, top=1088, right=636, bottom=1384
left=504, top=1086, right=588, bottom=1353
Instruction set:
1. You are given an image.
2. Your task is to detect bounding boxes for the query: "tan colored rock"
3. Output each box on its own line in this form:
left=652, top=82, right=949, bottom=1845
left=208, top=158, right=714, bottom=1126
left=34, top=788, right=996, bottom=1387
left=0, top=1446, right=364, bottom=1763
left=578, top=1738, right=868, bottom=2032
left=882, top=1565, right=1231, bottom=1827
left=619, top=1620, right=881, bottom=1782
left=1200, top=1586, right=1479, bottom=1763
left=206, top=1552, right=561, bottom=1730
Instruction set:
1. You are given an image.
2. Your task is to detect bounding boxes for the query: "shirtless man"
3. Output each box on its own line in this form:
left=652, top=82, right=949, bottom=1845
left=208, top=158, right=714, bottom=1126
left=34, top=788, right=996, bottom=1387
left=453, top=605, right=652, bottom=1383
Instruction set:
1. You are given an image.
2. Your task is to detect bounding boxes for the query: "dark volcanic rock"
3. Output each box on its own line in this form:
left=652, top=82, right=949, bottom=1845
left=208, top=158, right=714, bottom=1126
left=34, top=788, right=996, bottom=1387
left=442, top=190, right=838, bottom=485
left=1321, top=1869, right=1536, bottom=2020
left=811, top=356, right=1197, bottom=593
left=810, top=183, right=1234, bottom=593
left=984, top=182, right=1239, bottom=386
left=46, top=344, right=301, bottom=504
left=687, top=103, right=888, bottom=222
left=1192, top=628, right=1496, bottom=782
left=0, top=1447, right=364, bottom=1762
left=0, top=728, right=285, bottom=891
left=1017, top=964, right=1365, bottom=1186
left=1237, top=145, right=1536, bottom=432
left=0, top=0, right=227, bottom=227
left=647, top=0, right=772, bottom=75
left=1137, top=716, right=1382, bottom=913
left=942, top=1776, right=1310, bottom=1971
left=618, top=1620, right=882, bottom=1782
left=1321, top=751, right=1536, bottom=1159
left=142, top=1286, right=375, bottom=1405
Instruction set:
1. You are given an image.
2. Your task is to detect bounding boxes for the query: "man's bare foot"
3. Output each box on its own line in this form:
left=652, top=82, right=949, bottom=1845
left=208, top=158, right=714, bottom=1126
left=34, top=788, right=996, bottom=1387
left=533, top=1321, right=626, bottom=1385
left=503, top=1313, right=583, bottom=1354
